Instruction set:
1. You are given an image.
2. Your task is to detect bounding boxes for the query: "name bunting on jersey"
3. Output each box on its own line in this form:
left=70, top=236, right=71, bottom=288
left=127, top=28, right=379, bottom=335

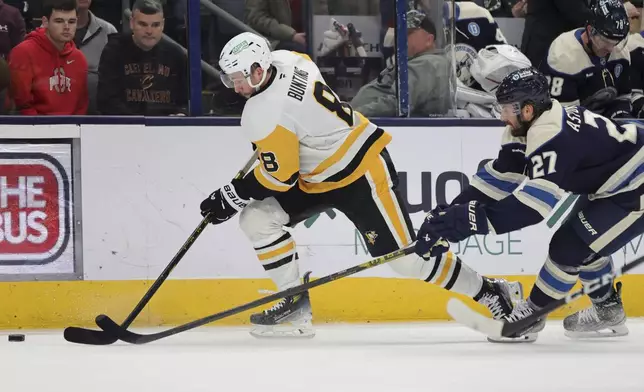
left=0, top=142, right=75, bottom=276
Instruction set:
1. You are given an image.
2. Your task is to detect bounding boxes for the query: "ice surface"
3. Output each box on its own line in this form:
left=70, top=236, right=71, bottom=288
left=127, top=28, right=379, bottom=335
left=3, top=320, right=644, bottom=392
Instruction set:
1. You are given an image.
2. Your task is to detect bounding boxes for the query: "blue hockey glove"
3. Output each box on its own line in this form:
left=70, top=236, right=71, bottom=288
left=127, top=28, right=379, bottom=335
left=200, top=179, right=249, bottom=225
left=428, top=200, right=490, bottom=243
left=414, top=205, right=451, bottom=259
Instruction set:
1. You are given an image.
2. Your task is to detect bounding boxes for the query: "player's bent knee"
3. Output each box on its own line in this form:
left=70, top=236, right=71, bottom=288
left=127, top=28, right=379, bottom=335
left=549, top=221, right=595, bottom=269
left=388, top=254, right=430, bottom=279
left=239, top=198, right=290, bottom=246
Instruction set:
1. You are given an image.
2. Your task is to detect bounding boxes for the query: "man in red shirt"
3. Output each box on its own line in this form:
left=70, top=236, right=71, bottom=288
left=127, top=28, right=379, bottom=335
left=8, top=0, right=87, bottom=115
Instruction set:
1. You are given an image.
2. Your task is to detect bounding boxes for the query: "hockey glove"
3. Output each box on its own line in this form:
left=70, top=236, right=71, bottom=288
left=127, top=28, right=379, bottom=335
left=422, top=201, right=490, bottom=243
left=414, top=204, right=450, bottom=259
left=200, top=180, right=249, bottom=225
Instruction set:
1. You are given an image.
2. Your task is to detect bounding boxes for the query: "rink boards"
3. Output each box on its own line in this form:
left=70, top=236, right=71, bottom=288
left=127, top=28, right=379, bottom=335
left=1, top=118, right=644, bottom=329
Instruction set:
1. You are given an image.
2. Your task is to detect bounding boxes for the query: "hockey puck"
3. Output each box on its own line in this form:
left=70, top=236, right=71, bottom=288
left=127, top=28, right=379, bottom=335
left=8, top=334, right=25, bottom=342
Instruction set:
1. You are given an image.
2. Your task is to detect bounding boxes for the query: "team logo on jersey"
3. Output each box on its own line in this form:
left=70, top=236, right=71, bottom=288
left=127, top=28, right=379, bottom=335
left=467, top=22, right=480, bottom=36
left=365, top=231, right=378, bottom=245
left=49, top=67, right=71, bottom=93
left=446, top=43, right=478, bottom=86
left=614, top=63, right=623, bottom=78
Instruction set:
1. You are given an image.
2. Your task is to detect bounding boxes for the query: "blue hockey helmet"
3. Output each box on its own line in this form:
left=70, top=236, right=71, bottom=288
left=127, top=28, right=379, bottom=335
left=587, top=0, right=630, bottom=41
left=496, top=67, right=552, bottom=113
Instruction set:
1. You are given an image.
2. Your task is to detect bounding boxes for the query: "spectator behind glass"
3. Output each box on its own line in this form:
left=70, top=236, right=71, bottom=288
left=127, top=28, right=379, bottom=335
left=245, top=0, right=328, bottom=53
left=8, top=0, right=88, bottom=115
left=97, top=0, right=188, bottom=115
left=350, top=9, right=450, bottom=117
left=75, top=0, right=116, bottom=114
left=0, top=1, right=25, bottom=58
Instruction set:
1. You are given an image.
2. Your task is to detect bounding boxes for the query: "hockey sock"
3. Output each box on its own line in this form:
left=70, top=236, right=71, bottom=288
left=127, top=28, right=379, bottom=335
left=424, top=251, right=483, bottom=297
left=255, top=232, right=300, bottom=290
left=579, top=256, right=614, bottom=302
left=529, top=256, right=579, bottom=309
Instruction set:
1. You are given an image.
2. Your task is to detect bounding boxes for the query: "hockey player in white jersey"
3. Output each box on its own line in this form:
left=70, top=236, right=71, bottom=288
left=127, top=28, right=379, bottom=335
left=416, top=67, right=632, bottom=340
left=541, top=0, right=632, bottom=119
left=200, top=32, right=524, bottom=339
left=455, top=44, right=532, bottom=118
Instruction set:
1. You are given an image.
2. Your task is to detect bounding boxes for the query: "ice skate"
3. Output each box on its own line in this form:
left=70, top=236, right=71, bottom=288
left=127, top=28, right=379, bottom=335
left=476, top=278, right=538, bottom=343
left=249, top=272, right=315, bottom=339
left=500, top=299, right=546, bottom=339
left=563, top=281, right=628, bottom=339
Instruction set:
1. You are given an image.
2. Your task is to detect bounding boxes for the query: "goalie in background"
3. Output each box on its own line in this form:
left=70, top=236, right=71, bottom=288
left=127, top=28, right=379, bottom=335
left=454, top=44, right=532, bottom=118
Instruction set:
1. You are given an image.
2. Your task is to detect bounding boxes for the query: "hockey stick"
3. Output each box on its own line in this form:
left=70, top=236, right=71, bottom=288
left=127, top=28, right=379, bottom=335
left=446, top=253, right=644, bottom=340
left=95, top=245, right=418, bottom=344
left=63, top=152, right=258, bottom=345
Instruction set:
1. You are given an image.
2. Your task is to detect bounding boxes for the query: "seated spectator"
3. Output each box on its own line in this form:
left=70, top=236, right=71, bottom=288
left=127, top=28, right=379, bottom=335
left=0, top=0, right=25, bottom=59
left=8, top=0, right=88, bottom=115
left=350, top=9, right=450, bottom=117
left=244, top=0, right=328, bottom=52
left=540, top=0, right=631, bottom=119
left=75, top=0, right=116, bottom=114
left=97, top=0, right=187, bottom=115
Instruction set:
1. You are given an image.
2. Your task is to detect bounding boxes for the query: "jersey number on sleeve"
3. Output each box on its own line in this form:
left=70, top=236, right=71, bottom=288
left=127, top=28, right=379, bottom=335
left=583, top=110, right=637, bottom=144
left=260, top=152, right=279, bottom=173
left=313, top=81, right=354, bottom=127
left=531, top=151, right=557, bottom=178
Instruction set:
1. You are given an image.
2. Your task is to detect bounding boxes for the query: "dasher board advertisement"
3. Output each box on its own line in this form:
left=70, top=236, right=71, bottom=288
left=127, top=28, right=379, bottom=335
left=0, top=140, right=82, bottom=281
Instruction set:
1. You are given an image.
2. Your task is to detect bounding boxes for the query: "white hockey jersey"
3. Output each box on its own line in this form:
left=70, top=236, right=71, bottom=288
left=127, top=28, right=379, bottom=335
left=240, top=51, right=391, bottom=197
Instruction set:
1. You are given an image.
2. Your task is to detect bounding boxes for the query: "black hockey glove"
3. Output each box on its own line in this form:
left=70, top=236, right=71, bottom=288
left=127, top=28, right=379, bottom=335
left=420, top=201, right=490, bottom=244
left=200, top=179, right=249, bottom=225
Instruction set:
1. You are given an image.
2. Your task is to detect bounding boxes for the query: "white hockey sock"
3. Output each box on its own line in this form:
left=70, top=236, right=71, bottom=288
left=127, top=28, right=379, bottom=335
left=423, top=251, right=483, bottom=298
left=254, top=232, right=300, bottom=290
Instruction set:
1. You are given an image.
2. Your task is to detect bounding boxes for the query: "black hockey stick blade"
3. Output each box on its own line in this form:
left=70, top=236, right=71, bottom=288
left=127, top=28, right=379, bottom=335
left=64, top=152, right=259, bottom=346
left=63, top=327, right=118, bottom=345
left=96, top=245, right=417, bottom=344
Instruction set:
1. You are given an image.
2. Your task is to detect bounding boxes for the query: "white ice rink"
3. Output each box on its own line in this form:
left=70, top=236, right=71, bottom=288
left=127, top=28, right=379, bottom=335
left=3, top=320, right=644, bottom=392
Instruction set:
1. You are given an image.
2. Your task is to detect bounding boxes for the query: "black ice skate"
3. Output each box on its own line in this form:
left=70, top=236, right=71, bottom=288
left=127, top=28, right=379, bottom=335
left=563, top=281, right=628, bottom=339
left=250, top=272, right=314, bottom=339
left=475, top=277, right=538, bottom=343
left=500, top=299, right=546, bottom=339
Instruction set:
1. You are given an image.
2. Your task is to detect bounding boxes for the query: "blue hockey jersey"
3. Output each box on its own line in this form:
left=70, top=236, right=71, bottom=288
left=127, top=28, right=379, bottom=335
left=453, top=100, right=644, bottom=234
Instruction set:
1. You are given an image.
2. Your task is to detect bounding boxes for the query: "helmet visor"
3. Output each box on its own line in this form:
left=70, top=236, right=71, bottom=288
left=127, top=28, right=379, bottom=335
left=590, top=27, right=626, bottom=51
left=498, top=102, right=521, bottom=121
left=220, top=70, right=248, bottom=89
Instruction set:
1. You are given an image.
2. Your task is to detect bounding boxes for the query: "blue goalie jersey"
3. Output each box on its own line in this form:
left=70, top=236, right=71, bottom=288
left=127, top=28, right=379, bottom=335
left=453, top=100, right=644, bottom=234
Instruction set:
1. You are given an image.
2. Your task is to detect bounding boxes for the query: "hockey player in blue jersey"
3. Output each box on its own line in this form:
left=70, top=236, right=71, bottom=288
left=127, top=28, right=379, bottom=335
left=415, top=67, right=634, bottom=340
left=541, top=0, right=632, bottom=119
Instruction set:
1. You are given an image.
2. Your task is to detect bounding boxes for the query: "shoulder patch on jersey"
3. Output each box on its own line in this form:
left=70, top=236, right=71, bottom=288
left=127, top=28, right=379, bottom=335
left=468, top=22, right=480, bottom=36
left=547, top=30, right=593, bottom=76
left=525, top=100, right=565, bottom=156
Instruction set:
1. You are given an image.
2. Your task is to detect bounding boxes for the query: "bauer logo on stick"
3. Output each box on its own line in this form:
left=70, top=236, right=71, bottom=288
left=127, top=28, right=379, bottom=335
left=0, top=153, right=71, bottom=265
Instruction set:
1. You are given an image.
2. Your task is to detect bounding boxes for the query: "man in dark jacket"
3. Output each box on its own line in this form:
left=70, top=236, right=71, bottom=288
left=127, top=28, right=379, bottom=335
left=97, top=0, right=187, bottom=115
left=0, top=0, right=25, bottom=59
left=520, top=0, right=593, bottom=68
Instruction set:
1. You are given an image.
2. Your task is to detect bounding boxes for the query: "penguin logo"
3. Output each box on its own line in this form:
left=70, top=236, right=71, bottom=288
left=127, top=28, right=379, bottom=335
left=615, top=63, right=623, bottom=78
left=468, top=22, right=480, bottom=36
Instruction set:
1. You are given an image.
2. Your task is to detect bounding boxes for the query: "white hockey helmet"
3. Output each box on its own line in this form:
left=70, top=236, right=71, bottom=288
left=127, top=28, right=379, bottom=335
left=470, top=45, right=532, bottom=93
left=219, top=32, right=272, bottom=89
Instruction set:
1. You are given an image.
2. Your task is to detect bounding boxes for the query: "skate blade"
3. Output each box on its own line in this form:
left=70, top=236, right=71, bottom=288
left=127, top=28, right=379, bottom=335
left=564, top=324, right=629, bottom=339
left=487, top=333, right=537, bottom=344
left=250, top=324, right=316, bottom=339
